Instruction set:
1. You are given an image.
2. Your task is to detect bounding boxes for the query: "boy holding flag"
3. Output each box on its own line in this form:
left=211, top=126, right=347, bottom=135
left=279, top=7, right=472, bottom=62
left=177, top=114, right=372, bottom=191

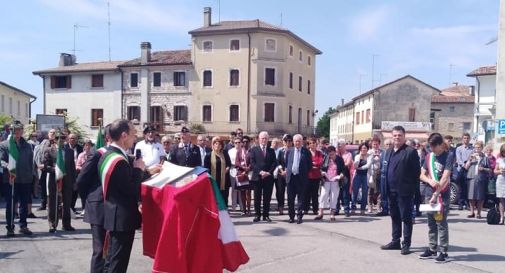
left=419, top=133, right=454, bottom=262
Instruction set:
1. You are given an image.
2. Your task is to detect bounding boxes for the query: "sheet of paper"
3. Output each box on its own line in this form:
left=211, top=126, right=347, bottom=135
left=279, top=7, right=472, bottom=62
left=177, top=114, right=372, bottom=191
left=419, top=203, right=441, bottom=212
left=142, top=161, right=195, bottom=188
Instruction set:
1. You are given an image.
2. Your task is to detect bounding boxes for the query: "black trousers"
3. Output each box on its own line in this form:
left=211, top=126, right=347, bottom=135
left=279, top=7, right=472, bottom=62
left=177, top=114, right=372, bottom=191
left=287, top=175, right=308, bottom=220
left=39, top=171, right=48, bottom=208
left=90, top=224, right=106, bottom=273
left=274, top=176, right=286, bottom=209
left=389, top=192, right=414, bottom=247
left=305, top=179, right=320, bottom=213
left=104, top=230, right=135, bottom=273
left=47, top=172, right=73, bottom=228
left=253, top=177, right=274, bottom=218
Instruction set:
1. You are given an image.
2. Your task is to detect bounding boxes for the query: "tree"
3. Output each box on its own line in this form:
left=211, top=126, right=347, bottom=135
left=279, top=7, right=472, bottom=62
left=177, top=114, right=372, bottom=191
left=316, top=107, right=336, bottom=138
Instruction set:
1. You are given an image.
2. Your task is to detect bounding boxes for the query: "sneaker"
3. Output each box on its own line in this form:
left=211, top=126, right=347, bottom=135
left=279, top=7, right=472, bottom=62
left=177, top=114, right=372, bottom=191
left=401, top=245, right=411, bottom=255
left=6, top=229, right=15, bottom=237
left=381, top=241, right=401, bottom=250
left=435, top=252, right=448, bottom=262
left=19, top=227, right=33, bottom=235
left=419, top=249, right=437, bottom=259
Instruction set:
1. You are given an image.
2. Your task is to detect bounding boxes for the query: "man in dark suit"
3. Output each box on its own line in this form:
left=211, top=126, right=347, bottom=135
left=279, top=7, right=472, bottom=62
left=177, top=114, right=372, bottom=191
left=169, top=127, right=201, bottom=167
left=65, top=133, right=83, bottom=214
left=76, top=125, right=111, bottom=273
left=98, top=119, right=147, bottom=273
left=249, top=131, right=277, bottom=222
left=380, top=126, right=421, bottom=255
left=196, top=134, right=211, bottom=167
left=60, top=133, right=78, bottom=231
left=285, top=134, right=313, bottom=224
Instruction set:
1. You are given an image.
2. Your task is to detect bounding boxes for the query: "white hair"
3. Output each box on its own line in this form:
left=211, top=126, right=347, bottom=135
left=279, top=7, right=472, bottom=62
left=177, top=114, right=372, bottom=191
left=338, top=138, right=346, bottom=145
left=259, top=131, right=269, bottom=138
left=293, top=134, right=303, bottom=141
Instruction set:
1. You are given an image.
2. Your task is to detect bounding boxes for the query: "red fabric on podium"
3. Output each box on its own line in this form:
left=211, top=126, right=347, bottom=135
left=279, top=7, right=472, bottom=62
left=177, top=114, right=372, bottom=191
left=141, top=174, right=223, bottom=273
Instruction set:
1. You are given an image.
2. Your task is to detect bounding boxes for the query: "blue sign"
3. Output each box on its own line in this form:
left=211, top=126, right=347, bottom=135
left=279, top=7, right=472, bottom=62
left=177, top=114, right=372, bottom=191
left=498, top=119, right=505, bottom=135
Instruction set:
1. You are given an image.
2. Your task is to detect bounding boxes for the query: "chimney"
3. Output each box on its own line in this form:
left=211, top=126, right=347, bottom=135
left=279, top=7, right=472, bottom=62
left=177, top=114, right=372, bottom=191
left=59, top=53, right=76, bottom=66
left=140, top=42, right=151, bottom=64
left=203, top=7, right=212, bottom=27
left=469, top=85, right=475, bottom=96
left=452, top=82, right=459, bottom=86
left=341, top=99, right=345, bottom=106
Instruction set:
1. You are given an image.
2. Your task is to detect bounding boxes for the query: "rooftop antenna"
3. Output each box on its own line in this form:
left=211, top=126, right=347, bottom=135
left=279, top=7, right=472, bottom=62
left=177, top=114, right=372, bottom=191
left=72, top=23, right=88, bottom=55
left=371, top=54, right=379, bottom=89
left=107, top=0, right=112, bottom=61
left=485, top=36, right=498, bottom=45
left=217, top=0, right=221, bottom=23
left=280, top=12, right=283, bottom=26
left=449, top=64, right=456, bottom=85
left=359, top=74, right=367, bottom=94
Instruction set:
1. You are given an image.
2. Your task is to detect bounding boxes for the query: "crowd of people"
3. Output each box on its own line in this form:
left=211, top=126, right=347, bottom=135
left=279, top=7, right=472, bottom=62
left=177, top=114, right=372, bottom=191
left=2, top=120, right=505, bottom=271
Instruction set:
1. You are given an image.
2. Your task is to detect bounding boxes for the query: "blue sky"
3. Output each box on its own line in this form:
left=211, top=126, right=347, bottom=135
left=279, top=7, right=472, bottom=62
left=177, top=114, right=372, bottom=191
left=0, top=0, right=500, bottom=119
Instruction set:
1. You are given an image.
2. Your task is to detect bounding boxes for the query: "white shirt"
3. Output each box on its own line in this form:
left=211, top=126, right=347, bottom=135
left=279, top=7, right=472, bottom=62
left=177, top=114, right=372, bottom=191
left=199, top=145, right=207, bottom=166
left=110, top=143, right=129, bottom=159
left=134, top=140, right=166, bottom=168
left=292, top=148, right=300, bottom=175
left=228, top=147, right=237, bottom=164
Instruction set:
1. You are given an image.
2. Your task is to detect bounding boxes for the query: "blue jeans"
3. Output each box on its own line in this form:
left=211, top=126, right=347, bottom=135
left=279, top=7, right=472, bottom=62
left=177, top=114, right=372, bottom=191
left=337, top=179, right=352, bottom=213
left=389, top=192, right=414, bottom=247
left=3, top=182, right=32, bottom=229
left=352, top=173, right=369, bottom=211
left=380, top=175, right=389, bottom=213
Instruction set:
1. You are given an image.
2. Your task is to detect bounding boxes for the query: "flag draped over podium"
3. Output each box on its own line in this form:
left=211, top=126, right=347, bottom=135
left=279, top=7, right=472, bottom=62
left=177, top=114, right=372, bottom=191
left=141, top=172, right=249, bottom=273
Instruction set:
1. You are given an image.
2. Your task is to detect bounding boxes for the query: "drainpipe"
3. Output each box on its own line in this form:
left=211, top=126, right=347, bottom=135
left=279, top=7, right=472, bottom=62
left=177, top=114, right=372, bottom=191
left=475, top=77, right=481, bottom=134
left=29, top=97, right=37, bottom=119
left=247, top=32, right=251, bottom=134
left=120, top=68, right=124, bottom=119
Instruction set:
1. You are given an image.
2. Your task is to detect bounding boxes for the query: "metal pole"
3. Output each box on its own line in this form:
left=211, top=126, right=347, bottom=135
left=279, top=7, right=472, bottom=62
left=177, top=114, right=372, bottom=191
left=10, top=179, right=15, bottom=231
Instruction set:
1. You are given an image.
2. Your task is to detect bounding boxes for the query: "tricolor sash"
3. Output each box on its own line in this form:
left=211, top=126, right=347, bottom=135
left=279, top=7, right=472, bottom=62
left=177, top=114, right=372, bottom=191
left=99, top=151, right=127, bottom=200
left=427, top=152, right=448, bottom=212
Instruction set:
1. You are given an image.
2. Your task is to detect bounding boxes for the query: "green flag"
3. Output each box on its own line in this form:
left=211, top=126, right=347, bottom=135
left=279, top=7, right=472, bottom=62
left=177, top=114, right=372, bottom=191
left=55, top=141, right=65, bottom=181
left=96, top=125, right=104, bottom=149
left=7, top=133, right=19, bottom=176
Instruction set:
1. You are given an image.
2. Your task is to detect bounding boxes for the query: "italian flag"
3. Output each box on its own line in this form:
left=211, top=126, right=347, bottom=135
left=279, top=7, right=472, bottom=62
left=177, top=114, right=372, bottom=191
left=55, top=142, right=66, bottom=182
left=7, top=133, right=18, bottom=180
left=210, top=177, right=250, bottom=272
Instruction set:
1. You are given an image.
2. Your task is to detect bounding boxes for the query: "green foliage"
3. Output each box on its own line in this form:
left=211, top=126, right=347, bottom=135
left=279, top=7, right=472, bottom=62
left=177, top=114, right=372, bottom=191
left=0, top=114, right=13, bottom=127
left=190, top=123, right=206, bottom=134
left=316, top=107, right=336, bottom=138
left=23, top=113, right=88, bottom=142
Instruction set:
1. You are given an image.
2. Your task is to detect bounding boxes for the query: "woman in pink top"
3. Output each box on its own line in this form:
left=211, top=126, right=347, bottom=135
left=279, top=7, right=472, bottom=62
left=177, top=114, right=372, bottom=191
left=76, top=139, right=94, bottom=171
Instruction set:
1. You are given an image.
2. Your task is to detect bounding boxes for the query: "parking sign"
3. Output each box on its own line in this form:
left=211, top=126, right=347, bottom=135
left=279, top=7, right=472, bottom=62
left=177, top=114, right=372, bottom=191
left=498, top=119, right=505, bottom=135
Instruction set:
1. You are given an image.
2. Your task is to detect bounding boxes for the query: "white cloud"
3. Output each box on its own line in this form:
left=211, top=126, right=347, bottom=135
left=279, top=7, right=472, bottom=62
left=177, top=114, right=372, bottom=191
left=348, top=5, right=392, bottom=42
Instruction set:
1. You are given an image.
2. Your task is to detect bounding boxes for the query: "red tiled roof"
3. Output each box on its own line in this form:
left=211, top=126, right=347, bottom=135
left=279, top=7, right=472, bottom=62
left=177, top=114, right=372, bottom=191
left=120, top=50, right=191, bottom=67
left=189, top=20, right=322, bottom=55
left=33, top=61, right=124, bottom=74
left=440, top=85, right=472, bottom=96
left=467, top=65, right=496, bottom=77
left=431, top=95, right=474, bottom=103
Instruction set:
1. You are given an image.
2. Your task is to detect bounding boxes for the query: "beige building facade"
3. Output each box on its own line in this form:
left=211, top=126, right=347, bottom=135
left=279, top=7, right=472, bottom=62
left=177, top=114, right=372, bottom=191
left=0, top=81, right=36, bottom=125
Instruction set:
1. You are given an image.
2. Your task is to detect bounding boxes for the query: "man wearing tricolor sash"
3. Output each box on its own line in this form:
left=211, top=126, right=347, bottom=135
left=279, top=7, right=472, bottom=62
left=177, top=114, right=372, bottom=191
left=419, top=133, right=454, bottom=263
left=97, top=119, right=148, bottom=273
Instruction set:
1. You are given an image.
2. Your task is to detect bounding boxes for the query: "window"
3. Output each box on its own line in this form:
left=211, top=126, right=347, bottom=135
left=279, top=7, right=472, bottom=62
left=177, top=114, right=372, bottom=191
left=229, top=105, right=239, bottom=122
left=230, top=39, right=240, bottom=51
left=17, top=100, right=20, bottom=116
left=202, top=105, right=212, bottom=122
left=173, top=105, right=188, bottom=121
left=298, top=76, right=302, bottom=92
left=366, top=109, right=371, bottom=123
left=50, top=76, right=71, bottom=89
left=130, top=73, right=138, bottom=88
left=153, top=72, right=161, bottom=87
left=361, top=110, right=364, bottom=124
left=127, top=106, right=140, bottom=121
left=449, top=106, right=455, bottom=113
left=264, top=103, right=275, bottom=122
left=55, top=109, right=67, bottom=115
left=265, top=38, right=276, bottom=52
left=230, top=69, right=239, bottom=86
left=448, top=123, right=454, bottom=131
left=463, top=122, right=471, bottom=131
left=289, top=45, right=294, bottom=56
left=1, top=95, right=3, bottom=112
left=265, top=68, right=275, bottom=86
left=203, top=70, right=212, bottom=87
left=8, top=98, right=12, bottom=114
left=306, top=110, right=310, bottom=126
left=408, top=107, right=416, bottom=122
left=174, top=71, right=186, bottom=86
left=289, top=72, right=293, bottom=89
left=91, top=74, right=104, bottom=88
left=308, top=56, right=311, bottom=66
left=356, top=112, right=360, bottom=125
left=307, top=80, right=311, bottom=94
left=430, top=111, right=436, bottom=130
left=289, top=105, right=293, bottom=124
left=299, top=50, right=303, bottom=62
left=150, top=106, right=163, bottom=128
left=91, top=109, right=103, bottom=127
left=25, top=103, right=29, bottom=117
left=203, top=41, right=213, bottom=52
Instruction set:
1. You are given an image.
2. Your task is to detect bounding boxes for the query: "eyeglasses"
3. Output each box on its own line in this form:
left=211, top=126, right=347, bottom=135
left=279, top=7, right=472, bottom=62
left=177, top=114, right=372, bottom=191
left=234, top=142, right=241, bottom=144
left=163, top=141, right=170, bottom=144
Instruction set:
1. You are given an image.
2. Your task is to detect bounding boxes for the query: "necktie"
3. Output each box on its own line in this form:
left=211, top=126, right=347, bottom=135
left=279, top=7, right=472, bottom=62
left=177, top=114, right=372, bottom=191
left=292, top=148, right=300, bottom=175
left=262, top=146, right=266, bottom=157
left=185, top=144, right=190, bottom=158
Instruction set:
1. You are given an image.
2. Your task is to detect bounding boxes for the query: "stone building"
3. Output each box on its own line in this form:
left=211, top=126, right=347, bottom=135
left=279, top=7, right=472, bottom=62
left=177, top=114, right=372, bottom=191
left=0, top=81, right=36, bottom=125
left=431, top=84, right=474, bottom=142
